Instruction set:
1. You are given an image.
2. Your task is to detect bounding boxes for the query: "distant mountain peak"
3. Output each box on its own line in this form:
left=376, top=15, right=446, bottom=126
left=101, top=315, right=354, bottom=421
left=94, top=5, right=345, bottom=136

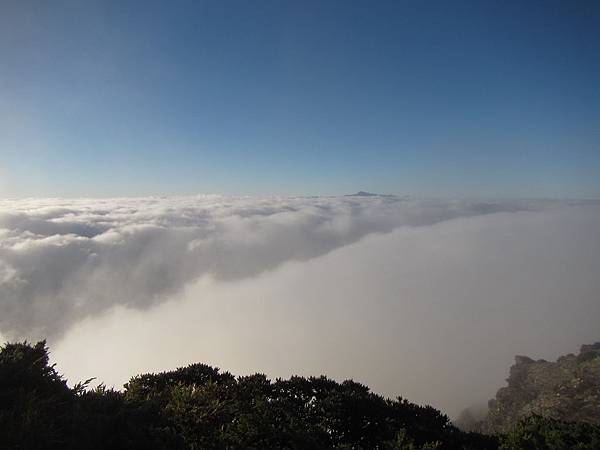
left=346, top=191, right=380, bottom=197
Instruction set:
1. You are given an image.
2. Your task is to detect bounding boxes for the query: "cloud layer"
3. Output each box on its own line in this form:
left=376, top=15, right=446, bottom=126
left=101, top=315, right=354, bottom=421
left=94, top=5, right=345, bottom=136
left=1, top=195, right=600, bottom=416
left=0, top=195, right=543, bottom=340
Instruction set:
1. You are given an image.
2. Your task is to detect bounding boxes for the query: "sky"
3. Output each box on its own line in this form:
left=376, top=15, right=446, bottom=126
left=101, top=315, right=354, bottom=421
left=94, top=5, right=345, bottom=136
left=1, top=0, right=599, bottom=198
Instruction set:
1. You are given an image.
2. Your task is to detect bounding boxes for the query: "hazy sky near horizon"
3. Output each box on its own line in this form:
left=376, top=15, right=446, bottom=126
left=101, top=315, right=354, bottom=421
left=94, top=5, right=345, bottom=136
left=1, top=0, right=599, bottom=198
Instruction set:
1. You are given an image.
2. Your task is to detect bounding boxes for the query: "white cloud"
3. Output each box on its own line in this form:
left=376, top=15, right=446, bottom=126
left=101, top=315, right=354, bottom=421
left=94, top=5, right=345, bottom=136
left=1, top=195, right=600, bottom=416
left=0, top=194, right=546, bottom=340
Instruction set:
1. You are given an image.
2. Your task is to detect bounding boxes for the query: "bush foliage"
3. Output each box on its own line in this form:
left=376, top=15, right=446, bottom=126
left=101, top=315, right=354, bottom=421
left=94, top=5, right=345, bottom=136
left=1, top=341, right=596, bottom=449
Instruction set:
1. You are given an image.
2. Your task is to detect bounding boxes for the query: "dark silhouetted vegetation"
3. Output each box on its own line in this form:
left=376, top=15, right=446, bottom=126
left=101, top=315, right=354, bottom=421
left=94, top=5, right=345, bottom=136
left=1, top=341, right=597, bottom=449
left=499, top=415, right=600, bottom=450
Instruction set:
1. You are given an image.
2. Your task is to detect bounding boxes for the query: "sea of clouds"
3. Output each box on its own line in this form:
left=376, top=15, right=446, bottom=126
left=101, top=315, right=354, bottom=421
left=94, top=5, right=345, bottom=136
left=0, top=194, right=529, bottom=340
left=1, top=195, right=599, bottom=416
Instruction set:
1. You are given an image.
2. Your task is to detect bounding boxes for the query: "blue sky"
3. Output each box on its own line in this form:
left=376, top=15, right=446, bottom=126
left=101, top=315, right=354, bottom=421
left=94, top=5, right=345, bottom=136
left=1, top=0, right=599, bottom=198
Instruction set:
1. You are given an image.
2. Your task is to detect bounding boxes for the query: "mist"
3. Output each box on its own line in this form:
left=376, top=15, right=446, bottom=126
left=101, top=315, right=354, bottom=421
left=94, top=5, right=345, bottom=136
left=1, top=196, right=599, bottom=417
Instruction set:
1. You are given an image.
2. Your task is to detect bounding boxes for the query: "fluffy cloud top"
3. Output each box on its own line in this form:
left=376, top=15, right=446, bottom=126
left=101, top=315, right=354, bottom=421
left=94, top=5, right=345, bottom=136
left=0, top=195, right=547, bottom=340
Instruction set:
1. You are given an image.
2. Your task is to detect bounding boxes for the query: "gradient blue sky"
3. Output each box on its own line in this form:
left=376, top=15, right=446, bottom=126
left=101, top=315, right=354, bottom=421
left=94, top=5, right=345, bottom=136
left=1, top=0, right=599, bottom=198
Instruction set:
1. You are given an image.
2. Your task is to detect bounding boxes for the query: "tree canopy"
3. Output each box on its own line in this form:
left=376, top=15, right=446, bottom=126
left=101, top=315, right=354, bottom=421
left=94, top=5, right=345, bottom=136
left=1, top=341, right=598, bottom=449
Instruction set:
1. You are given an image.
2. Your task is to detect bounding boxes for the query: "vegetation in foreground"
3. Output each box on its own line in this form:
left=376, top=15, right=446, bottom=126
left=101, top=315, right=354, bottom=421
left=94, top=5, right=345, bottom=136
left=1, top=341, right=599, bottom=450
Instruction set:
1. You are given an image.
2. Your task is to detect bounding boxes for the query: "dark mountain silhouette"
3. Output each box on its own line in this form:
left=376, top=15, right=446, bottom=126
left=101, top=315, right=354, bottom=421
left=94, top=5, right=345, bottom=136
left=346, top=191, right=380, bottom=197
left=345, top=191, right=398, bottom=198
